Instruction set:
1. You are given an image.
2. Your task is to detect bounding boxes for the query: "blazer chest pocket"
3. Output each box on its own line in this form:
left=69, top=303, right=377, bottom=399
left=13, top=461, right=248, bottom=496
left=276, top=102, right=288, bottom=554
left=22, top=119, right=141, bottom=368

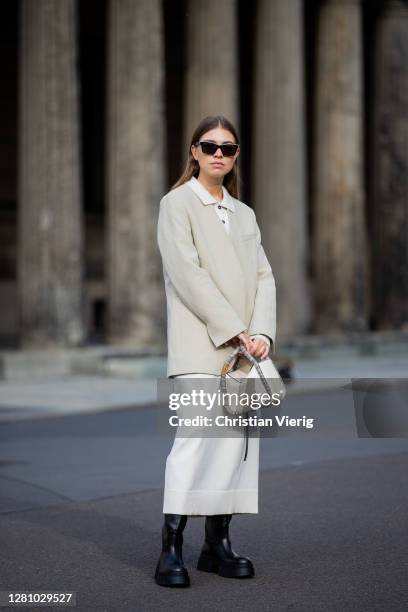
left=239, top=232, right=257, bottom=241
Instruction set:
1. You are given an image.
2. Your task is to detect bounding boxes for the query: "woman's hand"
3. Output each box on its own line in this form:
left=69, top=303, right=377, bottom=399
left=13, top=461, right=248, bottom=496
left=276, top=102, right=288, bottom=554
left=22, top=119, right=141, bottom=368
left=248, top=336, right=270, bottom=360
left=229, top=332, right=269, bottom=359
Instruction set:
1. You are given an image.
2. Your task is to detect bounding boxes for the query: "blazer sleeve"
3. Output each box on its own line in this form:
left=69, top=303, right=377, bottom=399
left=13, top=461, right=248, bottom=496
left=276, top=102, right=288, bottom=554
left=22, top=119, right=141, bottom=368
left=157, top=195, right=247, bottom=348
left=247, top=211, right=277, bottom=353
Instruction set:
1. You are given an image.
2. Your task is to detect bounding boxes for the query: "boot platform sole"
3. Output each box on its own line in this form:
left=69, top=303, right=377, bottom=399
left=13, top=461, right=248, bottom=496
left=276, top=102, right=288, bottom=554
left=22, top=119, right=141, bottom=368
left=154, top=562, right=190, bottom=587
left=197, top=552, right=254, bottom=578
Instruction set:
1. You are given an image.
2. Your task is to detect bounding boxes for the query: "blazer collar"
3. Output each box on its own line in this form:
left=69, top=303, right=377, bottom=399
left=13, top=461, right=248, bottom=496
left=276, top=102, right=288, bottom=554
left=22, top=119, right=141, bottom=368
left=185, top=176, right=235, bottom=212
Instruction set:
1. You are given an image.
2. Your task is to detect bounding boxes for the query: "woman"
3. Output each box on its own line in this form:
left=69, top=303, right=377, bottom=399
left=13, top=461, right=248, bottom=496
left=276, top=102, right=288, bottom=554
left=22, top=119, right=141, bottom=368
left=155, top=115, right=276, bottom=587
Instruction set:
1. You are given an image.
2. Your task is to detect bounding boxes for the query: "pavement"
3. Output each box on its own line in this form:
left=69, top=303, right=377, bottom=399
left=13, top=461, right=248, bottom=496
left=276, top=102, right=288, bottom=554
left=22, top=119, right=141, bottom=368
left=0, top=333, right=408, bottom=610
left=1, top=444, right=407, bottom=611
left=0, top=331, right=407, bottom=422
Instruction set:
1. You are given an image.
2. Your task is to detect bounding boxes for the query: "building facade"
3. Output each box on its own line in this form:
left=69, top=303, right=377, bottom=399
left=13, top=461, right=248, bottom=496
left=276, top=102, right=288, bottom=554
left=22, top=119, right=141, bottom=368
left=0, top=0, right=407, bottom=351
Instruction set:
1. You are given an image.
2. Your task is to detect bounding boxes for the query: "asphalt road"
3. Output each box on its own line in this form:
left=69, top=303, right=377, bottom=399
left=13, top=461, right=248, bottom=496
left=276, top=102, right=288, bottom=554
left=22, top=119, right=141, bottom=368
left=1, top=389, right=408, bottom=611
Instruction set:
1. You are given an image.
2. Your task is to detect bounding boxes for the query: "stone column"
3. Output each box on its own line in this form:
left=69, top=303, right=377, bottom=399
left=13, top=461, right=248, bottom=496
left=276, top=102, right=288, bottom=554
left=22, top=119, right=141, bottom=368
left=18, top=0, right=85, bottom=348
left=252, top=0, right=309, bottom=339
left=313, top=0, right=367, bottom=334
left=184, top=0, right=238, bottom=151
left=106, top=0, right=166, bottom=349
left=372, top=0, right=408, bottom=329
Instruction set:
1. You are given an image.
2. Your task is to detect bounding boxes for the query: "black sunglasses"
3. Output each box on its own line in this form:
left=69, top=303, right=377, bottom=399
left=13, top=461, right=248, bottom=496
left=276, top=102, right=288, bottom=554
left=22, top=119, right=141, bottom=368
left=195, top=141, right=239, bottom=157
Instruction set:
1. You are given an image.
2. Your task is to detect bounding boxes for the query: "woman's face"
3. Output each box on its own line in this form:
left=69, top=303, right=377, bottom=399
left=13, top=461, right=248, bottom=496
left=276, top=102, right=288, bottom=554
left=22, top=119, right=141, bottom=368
left=191, top=127, right=240, bottom=180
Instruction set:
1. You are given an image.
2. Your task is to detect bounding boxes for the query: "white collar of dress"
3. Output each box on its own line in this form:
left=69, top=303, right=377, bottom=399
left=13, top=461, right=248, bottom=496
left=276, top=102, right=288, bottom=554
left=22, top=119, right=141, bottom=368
left=185, top=176, right=235, bottom=212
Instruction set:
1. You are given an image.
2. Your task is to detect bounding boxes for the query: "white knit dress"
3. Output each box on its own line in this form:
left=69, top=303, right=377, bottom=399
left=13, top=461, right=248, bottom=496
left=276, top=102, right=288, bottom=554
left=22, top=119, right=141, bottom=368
left=162, top=179, right=268, bottom=516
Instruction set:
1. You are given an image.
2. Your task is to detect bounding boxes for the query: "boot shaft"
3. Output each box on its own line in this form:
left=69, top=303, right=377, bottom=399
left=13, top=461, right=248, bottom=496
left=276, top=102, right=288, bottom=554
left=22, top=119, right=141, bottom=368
left=204, top=514, right=232, bottom=543
left=162, top=513, right=188, bottom=554
left=204, top=514, right=233, bottom=549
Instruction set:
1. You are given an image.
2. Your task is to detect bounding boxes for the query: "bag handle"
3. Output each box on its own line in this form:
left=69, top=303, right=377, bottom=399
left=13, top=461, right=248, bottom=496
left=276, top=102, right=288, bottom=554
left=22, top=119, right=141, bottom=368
left=220, top=342, right=274, bottom=400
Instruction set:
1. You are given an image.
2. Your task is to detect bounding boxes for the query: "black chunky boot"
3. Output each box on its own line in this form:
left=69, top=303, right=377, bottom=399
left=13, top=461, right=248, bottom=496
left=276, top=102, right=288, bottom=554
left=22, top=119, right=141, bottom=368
left=154, top=514, right=190, bottom=587
left=196, top=514, right=254, bottom=578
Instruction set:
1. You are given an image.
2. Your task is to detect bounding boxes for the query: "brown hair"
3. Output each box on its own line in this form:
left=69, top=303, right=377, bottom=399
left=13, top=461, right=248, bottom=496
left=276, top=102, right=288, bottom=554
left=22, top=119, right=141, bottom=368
left=171, top=115, right=241, bottom=199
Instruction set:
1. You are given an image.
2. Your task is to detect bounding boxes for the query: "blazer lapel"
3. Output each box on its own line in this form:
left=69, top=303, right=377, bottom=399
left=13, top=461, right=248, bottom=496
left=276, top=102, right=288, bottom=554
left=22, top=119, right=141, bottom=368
left=185, top=186, right=250, bottom=322
left=200, top=200, right=240, bottom=257
left=187, top=186, right=247, bottom=282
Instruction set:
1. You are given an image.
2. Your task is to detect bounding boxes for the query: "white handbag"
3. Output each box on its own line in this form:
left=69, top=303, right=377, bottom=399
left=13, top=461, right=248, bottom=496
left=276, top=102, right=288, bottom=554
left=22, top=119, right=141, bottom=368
left=220, top=342, right=286, bottom=417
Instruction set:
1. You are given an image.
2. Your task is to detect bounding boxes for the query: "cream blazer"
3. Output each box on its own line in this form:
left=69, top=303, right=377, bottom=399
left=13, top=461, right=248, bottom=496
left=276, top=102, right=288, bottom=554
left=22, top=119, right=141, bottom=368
left=157, top=182, right=276, bottom=377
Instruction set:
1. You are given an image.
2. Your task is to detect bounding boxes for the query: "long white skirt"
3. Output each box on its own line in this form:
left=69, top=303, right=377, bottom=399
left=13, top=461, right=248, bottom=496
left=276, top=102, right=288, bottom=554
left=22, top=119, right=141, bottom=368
left=162, top=373, right=260, bottom=516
